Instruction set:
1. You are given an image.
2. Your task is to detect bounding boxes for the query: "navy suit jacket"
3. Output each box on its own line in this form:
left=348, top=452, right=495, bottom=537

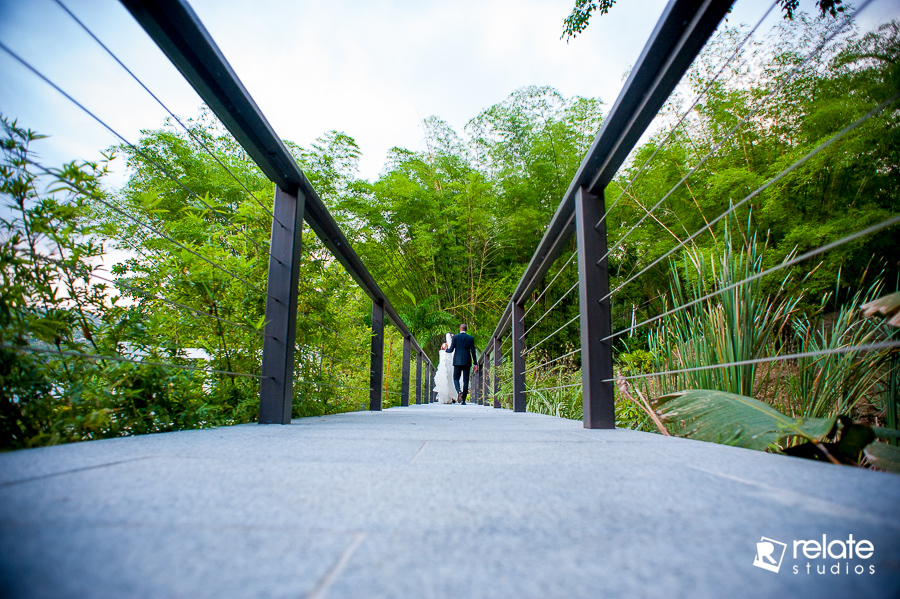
left=446, top=332, right=477, bottom=368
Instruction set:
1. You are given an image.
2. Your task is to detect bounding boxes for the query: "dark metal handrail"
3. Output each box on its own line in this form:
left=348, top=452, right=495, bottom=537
left=122, top=0, right=434, bottom=422
left=475, top=0, right=734, bottom=423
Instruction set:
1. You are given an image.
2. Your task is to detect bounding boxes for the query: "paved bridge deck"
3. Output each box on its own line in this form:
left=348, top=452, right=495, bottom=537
left=1, top=403, right=898, bottom=598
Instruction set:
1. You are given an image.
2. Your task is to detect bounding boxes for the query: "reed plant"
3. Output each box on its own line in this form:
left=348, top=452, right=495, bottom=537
left=786, top=280, right=895, bottom=419
left=636, top=215, right=895, bottom=438
left=641, top=221, right=801, bottom=400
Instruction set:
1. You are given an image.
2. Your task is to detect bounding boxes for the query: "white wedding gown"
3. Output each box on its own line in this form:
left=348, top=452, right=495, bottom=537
left=434, top=333, right=456, bottom=403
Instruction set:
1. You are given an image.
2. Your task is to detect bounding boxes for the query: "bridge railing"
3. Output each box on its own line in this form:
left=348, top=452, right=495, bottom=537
left=1, top=0, right=435, bottom=432
left=474, top=0, right=900, bottom=429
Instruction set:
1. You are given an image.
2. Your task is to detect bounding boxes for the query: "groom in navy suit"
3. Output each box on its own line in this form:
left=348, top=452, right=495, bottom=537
left=445, top=323, right=478, bottom=405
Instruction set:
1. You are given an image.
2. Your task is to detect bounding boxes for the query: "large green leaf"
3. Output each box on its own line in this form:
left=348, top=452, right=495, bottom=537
left=656, top=389, right=836, bottom=451
left=864, top=442, right=900, bottom=474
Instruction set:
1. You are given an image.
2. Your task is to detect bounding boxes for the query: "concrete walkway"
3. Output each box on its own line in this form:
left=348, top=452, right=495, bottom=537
left=1, top=403, right=898, bottom=598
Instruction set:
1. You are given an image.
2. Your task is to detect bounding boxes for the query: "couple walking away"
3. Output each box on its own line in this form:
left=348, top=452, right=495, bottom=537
left=434, top=324, right=478, bottom=405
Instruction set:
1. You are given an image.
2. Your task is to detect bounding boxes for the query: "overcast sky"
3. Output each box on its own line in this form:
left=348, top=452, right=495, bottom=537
left=1, top=0, right=898, bottom=183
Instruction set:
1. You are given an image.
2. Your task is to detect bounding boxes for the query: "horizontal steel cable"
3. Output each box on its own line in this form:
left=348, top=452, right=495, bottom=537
left=0, top=41, right=275, bottom=263
left=521, top=249, right=578, bottom=320
left=605, top=212, right=900, bottom=342
left=594, top=0, right=873, bottom=266
left=31, top=252, right=267, bottom=338
left=500, top=332, right=512, bottom=358
left=297, top=344, right=369, bottom=374
left=51, top=0, right=283, bottom=229
left=329, top=356, right=369, bottom=374
left=603, top=91, right=900, bottom=307
left=608, top=341, right=900, bottom=383
left=294, top=379, right=373, bottom=392
left=522, top=382, right=582, bottom=394
left=523, top=348, right=582, bottom=375
left=29, top=159, right=272, bottom=299
left=3, top=344, right=267, bottom=379
left=594, top=0, right=778, bottom=231
left=523, top=314, right=579, bottom=356
left=522, top=281, right=579, bottom=339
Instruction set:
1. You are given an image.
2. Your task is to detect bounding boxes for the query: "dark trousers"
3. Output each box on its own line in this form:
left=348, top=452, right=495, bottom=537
left=453, top=365, right=471, bottom=399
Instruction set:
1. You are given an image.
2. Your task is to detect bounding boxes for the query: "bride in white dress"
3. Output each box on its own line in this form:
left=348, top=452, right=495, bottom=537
left=434, top=333, right=456, bottom=404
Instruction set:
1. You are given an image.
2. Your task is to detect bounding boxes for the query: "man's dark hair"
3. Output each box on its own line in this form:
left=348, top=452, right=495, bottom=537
left=460, top=323, right=467, bottom=331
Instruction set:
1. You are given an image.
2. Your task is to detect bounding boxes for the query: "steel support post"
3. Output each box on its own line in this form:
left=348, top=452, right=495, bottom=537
left=575, top=186, right=615, bottom=428
left=416, top=351, right=422, bottom=405
left=511, top=302, right=527, bottom=412
left=474, top=361, right=482, bottom=405
left=369, top=300, right=384, bottom=411
left=258, top=187, right=305, bottom=424
left=482, top=343, right=491, bottom=407
left=401, top=336, right=411, bottom=407
left=493, top=336, right=501, bottom=408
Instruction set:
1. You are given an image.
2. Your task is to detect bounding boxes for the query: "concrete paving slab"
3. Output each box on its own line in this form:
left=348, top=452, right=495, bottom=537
left=1, top=403, right=898, bottom=598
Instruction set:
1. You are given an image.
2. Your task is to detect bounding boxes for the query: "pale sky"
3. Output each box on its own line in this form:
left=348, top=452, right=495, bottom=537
left=1, top=0, right=898, bottom=184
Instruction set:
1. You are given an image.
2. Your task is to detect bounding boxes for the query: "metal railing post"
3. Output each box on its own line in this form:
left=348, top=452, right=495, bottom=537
left=416, top=351, right=422, bottom=405
left=493, top=336, right=501, bottom=408
left=575, top=186, right=615, bottom=428
left=511, top=302, right=527, bottom=412
left=481, top=337, right=494, bottom=403
left=258, top=187, right=305, bottom=424
left=475, top=360, right=482, bottom=405
left=369, top=300, right=384, bottom=411
left=401, top=336, right=411, bottom=407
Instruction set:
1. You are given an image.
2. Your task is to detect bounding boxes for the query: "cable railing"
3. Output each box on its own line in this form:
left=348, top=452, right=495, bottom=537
left=473, top=0, right=900, bottom=434
left=1, top=0, right=435, bottom=440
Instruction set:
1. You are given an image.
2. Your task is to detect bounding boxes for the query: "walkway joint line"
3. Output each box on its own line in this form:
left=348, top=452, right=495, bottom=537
left=306, top=533, right=366, bottom=599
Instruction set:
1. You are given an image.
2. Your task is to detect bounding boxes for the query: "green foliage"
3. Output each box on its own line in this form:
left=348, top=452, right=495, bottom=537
left=631, top=216, right=894, bottom=426
left=561, top=0, right=616, bottom=41
left=561, top=0, right=846, bottom=40
left=864, top=440, right=900, bottom=473
left=4, top=13, right=898, bottom=453
left=657, top=389, right=900, bottom=472
left=656, top=388, right=836, bottom=451
left=644, top=218, right=803, bottom=398
left=0, top=116, right=218, bottom=448
left=786, top=281, right=895, bottom=419
left=342, top=86, right=602, bottom=356
left=525, top=364, right=582, bottom=420
left=619, top=350, right=653, bottom=376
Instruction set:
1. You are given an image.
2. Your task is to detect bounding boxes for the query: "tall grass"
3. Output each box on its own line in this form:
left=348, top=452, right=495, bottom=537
left=494, top=216, right=895, bottom=432
left=644, top=222, right=801, bottom=398
left=786, top=281, right=895, bottom=418
left=635, top=219, right=894, bottom=423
